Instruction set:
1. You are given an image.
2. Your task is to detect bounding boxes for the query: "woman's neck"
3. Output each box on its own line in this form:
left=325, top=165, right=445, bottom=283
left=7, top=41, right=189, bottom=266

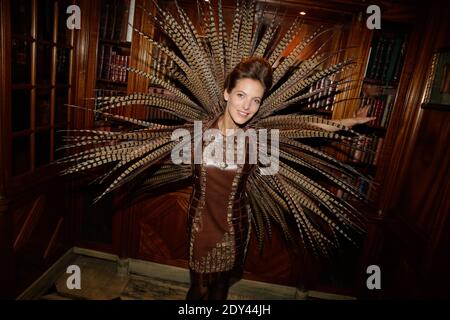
left=218, top=113, right=238, bottom=136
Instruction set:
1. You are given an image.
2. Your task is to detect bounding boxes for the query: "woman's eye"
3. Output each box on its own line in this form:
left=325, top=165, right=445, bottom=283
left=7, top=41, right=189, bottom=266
left=254, top=100, right=261, bottom=105
left=237, top=93, right=244, bottom=98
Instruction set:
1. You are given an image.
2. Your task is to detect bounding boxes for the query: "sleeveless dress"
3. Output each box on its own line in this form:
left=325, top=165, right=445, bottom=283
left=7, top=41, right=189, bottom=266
left=187, top=117, right=255, bottom=283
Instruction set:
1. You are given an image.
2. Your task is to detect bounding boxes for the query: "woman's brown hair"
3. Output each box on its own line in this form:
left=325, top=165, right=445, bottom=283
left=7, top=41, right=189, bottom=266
left=224, top=57, right=273, bottom=94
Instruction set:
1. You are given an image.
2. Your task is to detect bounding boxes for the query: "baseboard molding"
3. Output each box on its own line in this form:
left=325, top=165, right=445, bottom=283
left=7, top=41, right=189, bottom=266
left=73, top=246, right=119, bottom=262
left=308, top=290, right=356, bottom=300
left=18, top=246, right=356, bottom=300
left=129, top=258, right=190, bottom=284
left=17, top=247, right=77, bottom=300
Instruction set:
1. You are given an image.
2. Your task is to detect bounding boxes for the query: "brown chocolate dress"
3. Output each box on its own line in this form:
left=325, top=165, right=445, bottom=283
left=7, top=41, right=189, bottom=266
left=187, top=117, right=255, bottom=283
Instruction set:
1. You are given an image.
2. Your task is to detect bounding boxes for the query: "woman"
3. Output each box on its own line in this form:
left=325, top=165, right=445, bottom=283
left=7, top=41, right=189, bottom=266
left=186, top=57, right=374, bottom=300
left=61, top=0, right=376, bottom=301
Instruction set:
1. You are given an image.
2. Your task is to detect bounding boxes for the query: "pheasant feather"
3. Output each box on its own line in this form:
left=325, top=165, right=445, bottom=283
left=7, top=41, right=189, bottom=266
left=62, top=0, right=371, bottom=256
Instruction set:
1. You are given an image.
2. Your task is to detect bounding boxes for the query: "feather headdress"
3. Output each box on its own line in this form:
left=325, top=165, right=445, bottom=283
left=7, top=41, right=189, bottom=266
left=60, top=0, right=370, bottom=257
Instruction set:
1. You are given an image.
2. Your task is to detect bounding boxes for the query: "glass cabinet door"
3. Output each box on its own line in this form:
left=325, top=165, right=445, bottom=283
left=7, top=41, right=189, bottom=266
left=10, top=0, right=76, bottom=175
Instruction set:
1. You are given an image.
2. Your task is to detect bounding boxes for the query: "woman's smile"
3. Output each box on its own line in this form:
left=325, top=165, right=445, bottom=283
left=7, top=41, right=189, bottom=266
left=237, top=110, right=250, bottom=118
left=222, top=78, right=265, bottom=129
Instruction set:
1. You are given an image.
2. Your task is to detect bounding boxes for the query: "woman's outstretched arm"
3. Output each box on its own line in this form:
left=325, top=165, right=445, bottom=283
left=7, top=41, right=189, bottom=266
left=311, top=105, right=376, bottom=131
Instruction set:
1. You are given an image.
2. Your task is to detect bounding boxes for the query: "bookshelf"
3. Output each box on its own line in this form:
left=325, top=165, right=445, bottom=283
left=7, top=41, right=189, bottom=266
left=94, top=0, right=135, bottom=122
left=70, top=0, right=137, bottom=247
left=334, top=22, right=410, bottom=203
left=360, top=24, right=408, bottom=134
left=92, top=0, right=178, bottom=124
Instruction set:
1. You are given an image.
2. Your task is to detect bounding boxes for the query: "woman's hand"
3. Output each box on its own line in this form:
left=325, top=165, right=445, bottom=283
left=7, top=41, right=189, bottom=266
left=344, top=105, right=376, bottom=128
left=310, top=106, right=377, bottom=132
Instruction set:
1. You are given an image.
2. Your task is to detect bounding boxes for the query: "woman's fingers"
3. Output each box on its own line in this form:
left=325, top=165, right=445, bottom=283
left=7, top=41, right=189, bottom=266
left=356, top=105, right=370, bottom=117
left=356, top=116, right=376, bottom=124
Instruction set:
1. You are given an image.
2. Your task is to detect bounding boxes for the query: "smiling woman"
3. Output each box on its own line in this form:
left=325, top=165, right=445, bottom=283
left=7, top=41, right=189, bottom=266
left=222, top=78, right=264, bottom=127
left=186, top=58, right=273, bottom=300
left=185, top=57, right=372, bottom=300
left=59, top=0, right=376, bottom=301
left=220, top=58, right=271, bottom=130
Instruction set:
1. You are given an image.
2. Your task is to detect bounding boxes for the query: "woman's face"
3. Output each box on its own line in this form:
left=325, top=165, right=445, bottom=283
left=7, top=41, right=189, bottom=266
left=224, top=78, right=264, bottom=125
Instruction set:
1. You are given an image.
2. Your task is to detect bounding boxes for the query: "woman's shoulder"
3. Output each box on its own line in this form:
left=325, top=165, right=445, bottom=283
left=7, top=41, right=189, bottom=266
left=201, top=116, right=220, bottom=131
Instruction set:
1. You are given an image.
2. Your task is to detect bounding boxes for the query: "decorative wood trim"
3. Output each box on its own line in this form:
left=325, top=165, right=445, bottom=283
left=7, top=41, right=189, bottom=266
left=30, top=0, right=37, bottom=172
left=427, top=172, right=450, bottom=261
left=3, top=0, right=76, bottom=188
left=421, top=103, right=450, bottom=111
left=177, top=0, right=419, bottom=22
left=44, top=217, right=64, bottom=260
left=0, top=194, right=8, bottom=215
left=333, top=12, right=373, bottom=120
left=8, top=165, right=61, bottom=197
left=0, top=0, right=12, bottom=193
left=14, top=194, right=45, bottom=250
left=72, top=0, right=100, bottom=129
left=49, top=1, right=58, bottom=162
left=0, top=183, right=13, bottom=298
left=377, top=1, right=450, bottom=215
left=16, top=247, right=77, bottom=300
left=73, top=246, right=119, bottom=261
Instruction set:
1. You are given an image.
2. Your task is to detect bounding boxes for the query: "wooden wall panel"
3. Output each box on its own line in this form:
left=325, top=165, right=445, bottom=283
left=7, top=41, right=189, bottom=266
left=355, top=0, right=449, bottom=297
left=0, top=0, right=80, bottom=298
left=114, top=187, right=189, bottom=268
left=6, top=177, right=73, bottom=296
left=244, top=230, right=308, bottom=287
left=0, top=198, right=14, bottom=299
left=128, top=188, right=310, bottom=286
left=380, top=105, right=450, bottom=298
left=395, top=106, right=449, bottom=236
left=134, top=190, right=190, bottom=266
